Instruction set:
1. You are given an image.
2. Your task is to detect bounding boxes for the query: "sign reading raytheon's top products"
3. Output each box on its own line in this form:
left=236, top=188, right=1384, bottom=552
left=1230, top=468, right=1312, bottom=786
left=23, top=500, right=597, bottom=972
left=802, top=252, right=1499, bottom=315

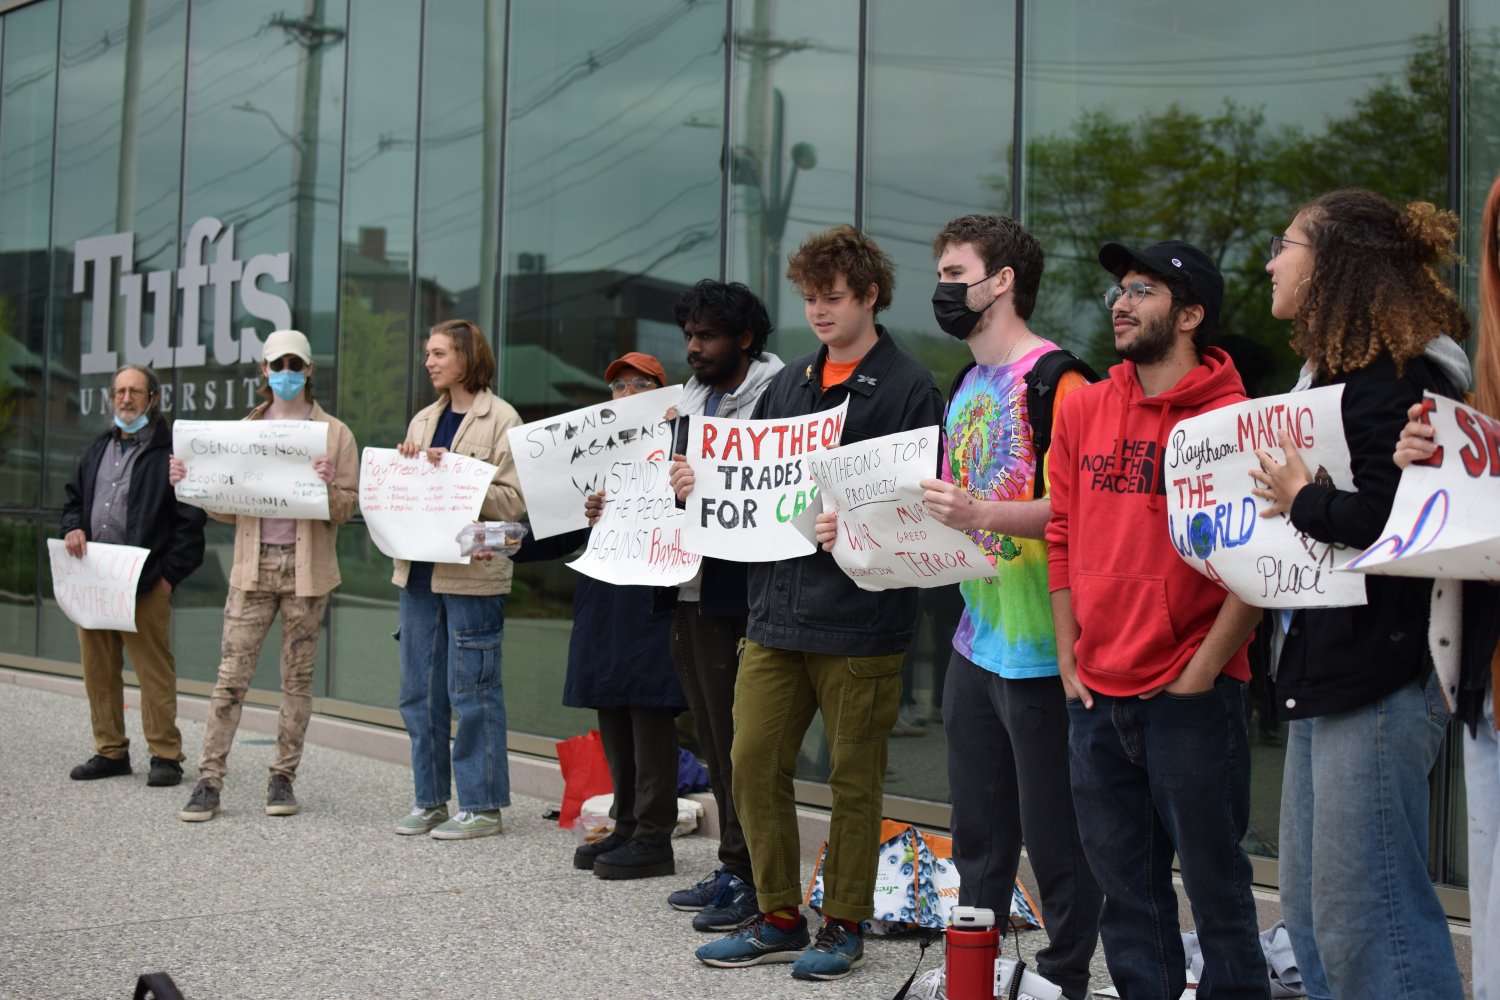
left=75, top=217, right=292, bottom=375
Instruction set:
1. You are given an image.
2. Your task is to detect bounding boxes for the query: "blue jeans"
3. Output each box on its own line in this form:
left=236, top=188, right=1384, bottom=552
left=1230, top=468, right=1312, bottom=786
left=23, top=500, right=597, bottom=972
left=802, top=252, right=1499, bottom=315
left=1279, top=672, right=1462, bottom=1000
left=1468, top=693, right=1499, bottom=1000
left=398, top=563, right=510, bottom=812
left=1068, top=678, right=1266, bottom=1000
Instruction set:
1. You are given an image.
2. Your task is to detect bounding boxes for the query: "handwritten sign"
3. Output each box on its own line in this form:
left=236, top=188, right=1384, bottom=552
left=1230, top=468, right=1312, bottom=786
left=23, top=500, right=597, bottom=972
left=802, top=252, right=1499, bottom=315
left=1165, top=386, right=1366, bottom=608
left=808, top=427, right=992, bottom=591
left=567, top=460, right=701, bottom=586
left=47, top=540, right=150, bottom=632
left=359, top=447, right=498, bottom=564
left=682, top=401, right=848, bottom=562
left=173, top=419, right=330, bottom=519
left=1345, top=393, right=1500, bottom=580
left=507, top=385, right=683, bottom=539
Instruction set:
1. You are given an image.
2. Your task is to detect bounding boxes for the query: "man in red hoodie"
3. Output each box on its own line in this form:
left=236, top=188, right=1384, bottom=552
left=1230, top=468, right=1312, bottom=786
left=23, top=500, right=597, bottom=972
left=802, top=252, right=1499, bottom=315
left=1046, top=241, right=1267, bottom=1000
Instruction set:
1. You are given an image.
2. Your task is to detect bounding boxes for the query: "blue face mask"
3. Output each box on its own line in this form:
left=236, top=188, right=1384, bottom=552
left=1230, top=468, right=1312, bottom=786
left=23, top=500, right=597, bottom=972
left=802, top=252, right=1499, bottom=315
left=113, top=412, right=149, bottom=435
left=267, top=370, right=307, bottom=401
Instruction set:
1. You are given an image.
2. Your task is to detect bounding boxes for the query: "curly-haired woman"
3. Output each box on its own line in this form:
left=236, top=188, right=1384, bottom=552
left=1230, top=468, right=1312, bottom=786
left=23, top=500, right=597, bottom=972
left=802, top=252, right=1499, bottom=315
left=1251, top=189, right=1469, bottom=999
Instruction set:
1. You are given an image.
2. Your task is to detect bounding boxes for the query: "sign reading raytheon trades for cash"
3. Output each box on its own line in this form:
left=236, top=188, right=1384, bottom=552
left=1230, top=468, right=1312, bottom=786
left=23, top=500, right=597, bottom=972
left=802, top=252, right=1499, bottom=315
left=1164, top=386, right=1366, bottom=608
left=682, top=401, right=848, bottom=562
left=72, top=217, right=293, bottom=416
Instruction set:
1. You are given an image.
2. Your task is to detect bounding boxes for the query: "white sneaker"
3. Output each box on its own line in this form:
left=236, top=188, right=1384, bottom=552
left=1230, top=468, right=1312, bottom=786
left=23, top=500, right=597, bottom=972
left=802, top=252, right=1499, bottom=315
left=910, top=967, right=946, bottom=1000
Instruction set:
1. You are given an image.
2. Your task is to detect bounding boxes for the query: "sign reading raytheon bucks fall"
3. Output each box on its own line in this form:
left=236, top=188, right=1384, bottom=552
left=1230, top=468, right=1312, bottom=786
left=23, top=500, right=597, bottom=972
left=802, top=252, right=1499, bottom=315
left=1164, top=385, right=1365, bottom=608
left=359, top=448, right=499, bottom=564
left=46, top=540, right=150, bottom=632
left=808, top=426, right=992, bottom=591
left=507, top=386, right=683, bottom=539
left=568, top=460, right=701, bottom=586
left=172, top=420, right=330, bottom=520
left=682, top=401, right=848, bottom=562
left=1345, top=393, right=1500, bottom=581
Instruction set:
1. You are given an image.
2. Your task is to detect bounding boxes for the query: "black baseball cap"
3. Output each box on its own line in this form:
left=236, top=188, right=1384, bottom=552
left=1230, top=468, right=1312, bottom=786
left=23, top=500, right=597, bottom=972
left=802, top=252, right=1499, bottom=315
left=1099, top=240, right=1223, bottom=339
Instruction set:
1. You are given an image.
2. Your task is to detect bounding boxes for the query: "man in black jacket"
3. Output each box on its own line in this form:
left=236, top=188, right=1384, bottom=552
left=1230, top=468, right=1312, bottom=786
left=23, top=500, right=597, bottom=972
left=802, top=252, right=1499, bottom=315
left=60, top=365, right=206, bottom=786
left=683, top=227, right=943, bottom=981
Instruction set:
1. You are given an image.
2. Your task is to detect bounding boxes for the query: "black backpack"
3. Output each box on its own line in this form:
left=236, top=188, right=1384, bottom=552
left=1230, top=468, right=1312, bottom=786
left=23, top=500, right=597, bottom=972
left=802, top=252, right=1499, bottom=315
left=942, top=349, right=1101, bottom=498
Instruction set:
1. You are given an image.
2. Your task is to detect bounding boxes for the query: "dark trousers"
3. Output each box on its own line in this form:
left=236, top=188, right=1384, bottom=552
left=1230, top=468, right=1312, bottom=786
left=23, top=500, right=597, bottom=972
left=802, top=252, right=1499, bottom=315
left=596, top=705, right=679, bottom=844
left=669, top=601, right=751, bottom=881
left=944, top=654, right=1102, bottom=1000
left=1068, top=678, right=1267, bottom=1000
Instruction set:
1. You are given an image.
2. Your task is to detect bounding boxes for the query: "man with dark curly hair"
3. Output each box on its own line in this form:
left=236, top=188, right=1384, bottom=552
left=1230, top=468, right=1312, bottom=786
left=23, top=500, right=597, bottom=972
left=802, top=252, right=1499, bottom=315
left=677, top=226, right=942, bottom=981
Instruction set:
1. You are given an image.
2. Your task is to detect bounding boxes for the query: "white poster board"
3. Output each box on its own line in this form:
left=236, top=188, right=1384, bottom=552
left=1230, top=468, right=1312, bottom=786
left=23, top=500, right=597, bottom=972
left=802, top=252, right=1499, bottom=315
left=507, top=385, right=682, bottom=540
left=359, top=447, right=498, bottom=564
left=172, top=419, right=330, bottom=520
left=1164, top=386, right=1366, bottom=608
left=567, top=460, right=702, bottom=586
left=47, top=539, right=150, bottom=632
left=808, top=427, right=992, bottom=591
left=682, top=401, right=849, bottom=562
left=1344, top=393, right=1500, bottom=580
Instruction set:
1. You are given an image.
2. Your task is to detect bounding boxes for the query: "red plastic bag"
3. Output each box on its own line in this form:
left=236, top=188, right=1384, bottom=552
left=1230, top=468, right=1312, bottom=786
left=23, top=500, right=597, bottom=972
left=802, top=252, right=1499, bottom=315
left=555, top=729, right=613, bottom=829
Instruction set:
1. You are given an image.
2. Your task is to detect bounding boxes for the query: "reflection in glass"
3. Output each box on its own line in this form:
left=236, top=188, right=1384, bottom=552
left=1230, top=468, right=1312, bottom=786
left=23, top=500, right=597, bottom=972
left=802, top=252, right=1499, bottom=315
left=0, top=2, right=57, bottom=510
left=0, top=514, right=38, bottom=657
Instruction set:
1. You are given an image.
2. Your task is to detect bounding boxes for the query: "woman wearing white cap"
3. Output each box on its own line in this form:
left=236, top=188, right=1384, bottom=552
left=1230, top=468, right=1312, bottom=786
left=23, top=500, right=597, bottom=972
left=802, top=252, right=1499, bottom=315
left=169, top=329, right=360, bottom=823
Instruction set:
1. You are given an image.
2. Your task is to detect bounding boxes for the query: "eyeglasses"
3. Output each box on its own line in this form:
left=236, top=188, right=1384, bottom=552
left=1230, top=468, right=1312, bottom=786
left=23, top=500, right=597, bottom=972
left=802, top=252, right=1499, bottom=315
left=112, top=387, right=149, bottom=400
left=609, top=377, right=658, bottom=392
left=268, top=357, right=306, bottom=372
left=1102, top=281, right=1158, bottom=309
left=1270, top=235, right=1310, bottom=259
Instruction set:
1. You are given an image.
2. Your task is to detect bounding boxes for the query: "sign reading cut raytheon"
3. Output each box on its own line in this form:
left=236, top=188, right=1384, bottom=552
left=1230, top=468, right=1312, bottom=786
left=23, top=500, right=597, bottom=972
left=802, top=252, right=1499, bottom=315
left=73, top=217, right=292, bottom=416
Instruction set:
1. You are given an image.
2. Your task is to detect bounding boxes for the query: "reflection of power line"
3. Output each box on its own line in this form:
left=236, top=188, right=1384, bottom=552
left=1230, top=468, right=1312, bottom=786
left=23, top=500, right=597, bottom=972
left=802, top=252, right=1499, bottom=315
left=551, top=178, right=719, bottom=268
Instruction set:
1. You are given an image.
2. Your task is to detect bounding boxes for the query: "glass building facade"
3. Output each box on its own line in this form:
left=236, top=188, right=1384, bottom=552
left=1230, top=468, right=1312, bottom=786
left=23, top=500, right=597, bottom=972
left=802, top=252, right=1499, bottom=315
left=1, top=0, right=1493, bottom=907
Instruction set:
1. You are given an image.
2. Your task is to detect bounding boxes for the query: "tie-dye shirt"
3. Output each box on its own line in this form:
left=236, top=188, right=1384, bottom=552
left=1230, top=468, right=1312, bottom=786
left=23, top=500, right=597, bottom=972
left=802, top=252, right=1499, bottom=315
left=941, top=341, right=1086, bottom=678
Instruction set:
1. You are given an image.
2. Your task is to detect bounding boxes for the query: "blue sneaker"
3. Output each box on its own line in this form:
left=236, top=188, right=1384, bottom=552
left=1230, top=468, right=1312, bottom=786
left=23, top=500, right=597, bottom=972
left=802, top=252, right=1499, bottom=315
left=668, top=867, right=728, bottom=911
left=695, top=914, right=810, bottom=968
left=790, top=921, right=864, bottom=981
left=692, top=873, right=759, bottom=932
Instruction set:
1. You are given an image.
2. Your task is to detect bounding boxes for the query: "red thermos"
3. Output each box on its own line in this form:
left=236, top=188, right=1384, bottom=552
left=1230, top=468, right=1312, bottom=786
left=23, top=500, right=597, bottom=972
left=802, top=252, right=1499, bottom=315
left=946, top=905, right=1000, bottom=1000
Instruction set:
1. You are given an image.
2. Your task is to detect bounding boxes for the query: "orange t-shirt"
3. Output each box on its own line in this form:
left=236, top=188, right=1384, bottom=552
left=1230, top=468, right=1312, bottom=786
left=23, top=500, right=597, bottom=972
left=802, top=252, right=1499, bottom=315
left=821, top=357, right=860, bottom=389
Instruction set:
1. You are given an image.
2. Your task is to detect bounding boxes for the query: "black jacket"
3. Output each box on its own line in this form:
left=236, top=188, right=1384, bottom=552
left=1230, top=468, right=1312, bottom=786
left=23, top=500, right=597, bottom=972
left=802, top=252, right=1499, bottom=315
left=1275, top=354, right=1454, bottom=719
left=60, top=420, right=207, bottom=594
left=745, top=328, right=944, bottom=656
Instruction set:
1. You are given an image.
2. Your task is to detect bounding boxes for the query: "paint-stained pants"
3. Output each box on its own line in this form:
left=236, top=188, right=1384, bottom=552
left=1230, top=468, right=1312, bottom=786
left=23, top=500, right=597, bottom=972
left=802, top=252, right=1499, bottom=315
left=78, top=582, right=181, bottom=761
left=198, top=544, right=328, bottom=789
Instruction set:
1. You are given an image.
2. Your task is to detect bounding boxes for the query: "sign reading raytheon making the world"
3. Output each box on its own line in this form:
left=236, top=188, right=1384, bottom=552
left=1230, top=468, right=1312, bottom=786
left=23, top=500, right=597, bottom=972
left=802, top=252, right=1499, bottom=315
left=74, top=217, right=293, bottom=415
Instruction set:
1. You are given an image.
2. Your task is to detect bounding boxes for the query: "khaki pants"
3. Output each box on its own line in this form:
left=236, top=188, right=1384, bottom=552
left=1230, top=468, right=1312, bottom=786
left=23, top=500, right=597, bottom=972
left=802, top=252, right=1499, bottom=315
left=730, top=640, right=903, bottom=922
left=79, top=581, right=181, bottom=761
left=197, top=545, right=328, bottom=789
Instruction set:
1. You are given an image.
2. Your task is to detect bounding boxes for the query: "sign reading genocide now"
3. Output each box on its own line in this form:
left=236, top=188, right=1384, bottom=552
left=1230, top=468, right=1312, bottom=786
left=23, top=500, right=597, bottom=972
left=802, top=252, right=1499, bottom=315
left=359, top=448, right=498, bottom=564
left=172, top=420, right=330, bottom=520
left=568, top=460, right=702, bottom=587
left=808, top=426, right=992, bottom=591
left=507, top=385, right=683, bottom=540
left=1345, top=393, right=1500, bottom=581
left=1164, top=385, right=1365, bottom=608
left=682, top=401, right=848, bottom=562
left=46, top=540, right=150, bottom=632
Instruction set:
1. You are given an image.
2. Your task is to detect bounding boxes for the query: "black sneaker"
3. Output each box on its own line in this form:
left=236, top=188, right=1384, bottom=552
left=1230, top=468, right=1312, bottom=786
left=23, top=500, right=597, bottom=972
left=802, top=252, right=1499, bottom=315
left=69, top=754, right=131, bottom=781
left=593, top=838, right=675, bottom=880
left=146, top=757, right=183, bottom=787
left=572, top=831, right=628, bottom=871
left=668, top=867, right=728, bottom=911
left=265, top=777, right=299, bottom=816
left=179, top=779, right=220, bottom=822
left=692, top=873, right=759, bottom=931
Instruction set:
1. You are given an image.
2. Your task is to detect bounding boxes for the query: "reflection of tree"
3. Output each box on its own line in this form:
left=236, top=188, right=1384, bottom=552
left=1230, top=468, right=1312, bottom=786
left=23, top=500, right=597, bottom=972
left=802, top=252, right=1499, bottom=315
left=335, top=293, right=409, bottom=450
left=1018, top=29, right=1461, bottom=395
left=0, top=299, right=20, bottom=466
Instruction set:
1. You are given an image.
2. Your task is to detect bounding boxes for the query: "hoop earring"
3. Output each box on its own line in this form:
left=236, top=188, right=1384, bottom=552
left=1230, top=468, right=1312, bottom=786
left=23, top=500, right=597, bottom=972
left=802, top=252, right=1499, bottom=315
left=1293, top=278, right=1310, bottom=302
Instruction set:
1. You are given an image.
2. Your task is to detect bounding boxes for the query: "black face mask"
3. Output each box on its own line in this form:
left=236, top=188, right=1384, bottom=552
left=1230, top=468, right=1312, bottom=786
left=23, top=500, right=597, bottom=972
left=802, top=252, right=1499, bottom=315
left=931, top=274, right=996, bottom=340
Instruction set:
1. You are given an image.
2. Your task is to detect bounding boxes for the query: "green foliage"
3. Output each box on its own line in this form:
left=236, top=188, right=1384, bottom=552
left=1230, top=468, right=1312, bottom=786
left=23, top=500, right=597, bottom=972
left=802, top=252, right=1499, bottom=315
left=335, top=293, right=411, bottom=449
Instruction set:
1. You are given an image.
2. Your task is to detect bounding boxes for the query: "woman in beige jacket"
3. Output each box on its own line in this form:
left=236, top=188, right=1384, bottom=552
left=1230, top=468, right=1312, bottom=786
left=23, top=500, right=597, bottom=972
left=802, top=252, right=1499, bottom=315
left=390, top=319, right=526, bottom=840
left=170, top=329, right=359, bottom=823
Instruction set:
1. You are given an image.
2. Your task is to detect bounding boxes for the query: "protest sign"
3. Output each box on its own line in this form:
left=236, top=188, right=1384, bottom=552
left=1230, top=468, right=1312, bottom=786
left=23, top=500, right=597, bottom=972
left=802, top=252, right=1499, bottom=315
left=1164, top=385, right=1366, bottom=608
left=46, top=539, right=150, bottom=632
left=1344, top=393, right=1500, bottom=581
left=682, top=401, right=848, bottom=562
left=359, top=447, right=498, bottom=564
left=507, top=385, right=682, bottom=539
left=567, top=460, right=701, bottom=586
left=808, top=427, right=992, bottom=591
left=173, top=419, right=330, bottom=519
